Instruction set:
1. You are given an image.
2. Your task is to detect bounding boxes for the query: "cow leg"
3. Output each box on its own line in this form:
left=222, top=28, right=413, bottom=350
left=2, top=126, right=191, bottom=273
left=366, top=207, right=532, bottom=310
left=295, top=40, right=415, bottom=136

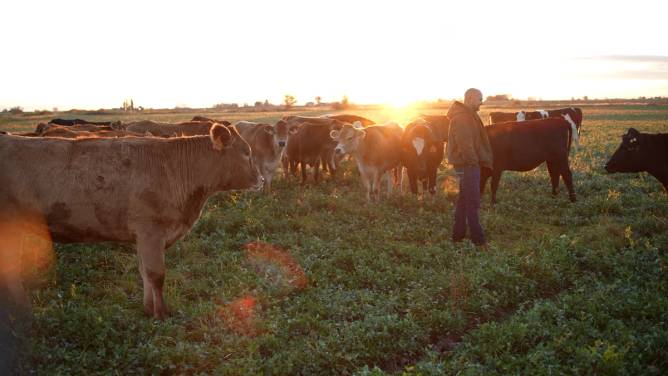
left=429, top=166, right=437, bottom=195
left=315, top=158, right=322, bottom=184
left=558, top=160, right=576, bottom=202
left=359, top=171, right=372, bottom=200
left=373, top=171, right=382, bottom=199
left=408, top=170, right=418, bottom=195
left=546, top=161, right=560, bottom=196
left=480, top=168, right=491, bottom=197
left=490, top=171, right=502, bottom=205
left=0, top=225, right=30, bottom=312
left=136, top=233, right=168, bottom=320
left=300, top=161, right=308, bottom=185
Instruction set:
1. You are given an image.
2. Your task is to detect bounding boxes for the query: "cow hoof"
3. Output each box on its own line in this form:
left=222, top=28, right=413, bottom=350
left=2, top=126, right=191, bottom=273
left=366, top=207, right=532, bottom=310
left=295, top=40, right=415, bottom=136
left=569, top=195, right=577, bottom=203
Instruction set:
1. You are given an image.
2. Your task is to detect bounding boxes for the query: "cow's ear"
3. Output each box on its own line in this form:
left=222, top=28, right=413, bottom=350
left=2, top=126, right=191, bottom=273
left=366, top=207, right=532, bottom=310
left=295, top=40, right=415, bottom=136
left=289, top=125, right=299, bottom=134
left=352, top=121, right=363, bottom=129
left=210, top=124, right=232, bottom=150
left=263, top=125, right=275, bottom=135
left=330, top=130, right=340, bottom=140
left=358, top=129, right=367, bottom=139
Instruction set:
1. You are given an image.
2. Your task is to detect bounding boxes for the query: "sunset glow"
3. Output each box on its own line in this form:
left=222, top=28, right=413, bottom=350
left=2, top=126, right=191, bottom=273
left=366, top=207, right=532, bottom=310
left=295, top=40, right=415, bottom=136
left=1, top=0, right=666, bottom=110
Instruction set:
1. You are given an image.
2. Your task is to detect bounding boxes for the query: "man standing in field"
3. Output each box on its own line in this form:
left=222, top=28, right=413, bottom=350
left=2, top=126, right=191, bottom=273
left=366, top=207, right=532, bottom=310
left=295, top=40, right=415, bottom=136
left=446, top=88, right=493, bottom=249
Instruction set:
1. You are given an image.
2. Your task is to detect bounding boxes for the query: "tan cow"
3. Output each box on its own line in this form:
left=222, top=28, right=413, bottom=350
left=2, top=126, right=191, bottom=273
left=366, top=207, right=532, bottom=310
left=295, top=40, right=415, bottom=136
left=124, top=120, right=215, bottom=138
left=0, top=125, right=262, bottom=319
left=330, top=121, right=404, bottom=200
left=35, top=122, right=115, bottom=135
left=233, top=120, right=297, bottom=191
left=41, top=127, right=147, bottom=138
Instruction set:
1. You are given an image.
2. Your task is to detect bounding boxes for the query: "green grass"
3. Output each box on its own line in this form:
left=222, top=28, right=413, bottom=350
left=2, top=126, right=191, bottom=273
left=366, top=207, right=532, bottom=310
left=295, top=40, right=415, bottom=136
left=5, top=105, right=668, bottom=374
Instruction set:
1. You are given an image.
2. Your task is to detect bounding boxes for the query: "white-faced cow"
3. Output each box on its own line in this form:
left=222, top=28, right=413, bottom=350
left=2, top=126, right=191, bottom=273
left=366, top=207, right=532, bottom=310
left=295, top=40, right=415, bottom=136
left=330, top=121, right=404, bottom=200
left=605, top=128, right=668, bottom=194
left=481, top=118, right=577, bottom=204
left=0, top=125, right=262, bottom=319
left=401, top=115, right=450, bottom=195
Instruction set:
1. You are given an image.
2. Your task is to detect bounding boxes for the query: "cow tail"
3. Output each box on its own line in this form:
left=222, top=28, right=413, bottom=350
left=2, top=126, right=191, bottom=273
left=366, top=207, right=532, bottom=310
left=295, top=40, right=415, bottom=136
left=567, top=124, right=573, bottom=152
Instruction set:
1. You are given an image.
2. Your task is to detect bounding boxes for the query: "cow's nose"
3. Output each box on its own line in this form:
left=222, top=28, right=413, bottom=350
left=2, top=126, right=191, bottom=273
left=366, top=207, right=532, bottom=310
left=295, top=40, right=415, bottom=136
left=278, top=141, right=286, bottom=147
left=335, top=148, right=343, bottom=155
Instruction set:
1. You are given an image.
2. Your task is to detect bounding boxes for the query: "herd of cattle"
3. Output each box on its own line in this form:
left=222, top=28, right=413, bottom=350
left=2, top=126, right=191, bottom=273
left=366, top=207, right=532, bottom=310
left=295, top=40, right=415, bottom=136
left=1, top=107, right=666, bottom=319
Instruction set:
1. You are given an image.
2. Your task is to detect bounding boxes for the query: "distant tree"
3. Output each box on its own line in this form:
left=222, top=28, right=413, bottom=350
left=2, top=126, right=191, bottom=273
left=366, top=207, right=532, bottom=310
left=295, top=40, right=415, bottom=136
left=486, top=94, right=511, bottom=101
left=254, top=101, right=263, bottom=107
left=284, top=94, right=297, bottom=109
left=9, top=106, right=23, bottom=114
left=52, top=107, right=58, bottom=112
left=264, top=99, right=270, bottom=106
left=315, top=96, right=322, bottom=105
left=341, top=95, right=349, bottom=107
left=583, top=96, right=589, bottom=101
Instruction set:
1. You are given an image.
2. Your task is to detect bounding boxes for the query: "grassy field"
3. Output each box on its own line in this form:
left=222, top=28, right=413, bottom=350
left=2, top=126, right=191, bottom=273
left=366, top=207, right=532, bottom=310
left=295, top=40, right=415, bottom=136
left=3, top=105, right=668, bottom=374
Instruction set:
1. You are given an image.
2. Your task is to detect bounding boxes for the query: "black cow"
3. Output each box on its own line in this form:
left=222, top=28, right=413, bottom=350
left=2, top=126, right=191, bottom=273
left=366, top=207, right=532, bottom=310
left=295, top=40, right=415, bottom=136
left=482, top=118, right=576, bottom=204
left=285, top=121, right=344, bottom=184
left=605, top=128, right=668, bottom=194
left=48, top=118, right=116, bottom=126
left=191, top=116, right=231, bottom=126
left=401, top=115, right=449, bottom=195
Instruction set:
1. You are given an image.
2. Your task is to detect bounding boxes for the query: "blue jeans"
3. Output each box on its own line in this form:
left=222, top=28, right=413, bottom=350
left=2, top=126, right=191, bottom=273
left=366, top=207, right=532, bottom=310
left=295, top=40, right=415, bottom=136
left=452, top=166, right=486, bottom=245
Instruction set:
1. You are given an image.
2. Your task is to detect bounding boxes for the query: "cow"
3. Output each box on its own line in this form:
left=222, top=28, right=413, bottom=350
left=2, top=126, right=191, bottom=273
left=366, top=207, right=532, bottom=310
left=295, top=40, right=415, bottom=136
left=481, top=118, right=576, bottom=204
left=285, top=121, right=345, bottom=184
left=125, top=120, right=217, bottom=138
left=401, top=115, right=450, bottom=195
left=48, top=118, right=118, bottom=127
left=40, top=127, right=147, bottom=139
left=330, top=122, right=404, bottom=200
left=233, top=120, right=297, bottom=191
left=489, top=108, right=582, bottom=131
left=191, top=116, right=231, bottom=126
left=35, top=122, right=116, bottom=135
left=283, top=117, right=347, bottom=179
left=322, top=114, right=375, bottom=126
left=605, top=128, right=668, bottom=194
left=0, top=125, right=262, bottom=319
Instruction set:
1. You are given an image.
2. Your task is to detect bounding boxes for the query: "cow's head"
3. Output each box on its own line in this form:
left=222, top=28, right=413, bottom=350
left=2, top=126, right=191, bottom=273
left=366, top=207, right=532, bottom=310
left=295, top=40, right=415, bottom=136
left=516, top=111, right=526, bottom=121
left=605, top=128, right=644, bottom=173
left=330, top=121, right=364, bottom=155
left=268, top=120, right=298, bottom=149
left=210, top=124, right=263, bottom=190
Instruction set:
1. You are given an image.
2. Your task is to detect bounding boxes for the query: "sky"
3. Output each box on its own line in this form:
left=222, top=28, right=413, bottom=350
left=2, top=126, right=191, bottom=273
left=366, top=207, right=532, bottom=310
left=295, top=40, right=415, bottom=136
left=1, top=0, right=667, bottom=110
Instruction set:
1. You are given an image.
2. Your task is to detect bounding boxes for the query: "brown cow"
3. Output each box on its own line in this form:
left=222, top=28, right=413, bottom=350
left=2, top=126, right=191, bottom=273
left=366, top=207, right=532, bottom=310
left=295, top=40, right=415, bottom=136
left=322, top=114, right=375, bottom=126
left=331, top=122, right=404, bottom=200
left=125, top=120, right=216, bottom=138
left=233, top=120, right=297, bottom=191
left=0, top=125, right=262, bottom=319
left=35, top=122, right=115, bottom=135
left=191, top=116, right=231, bottom=126
left=41, top=127, right=146, bottom=138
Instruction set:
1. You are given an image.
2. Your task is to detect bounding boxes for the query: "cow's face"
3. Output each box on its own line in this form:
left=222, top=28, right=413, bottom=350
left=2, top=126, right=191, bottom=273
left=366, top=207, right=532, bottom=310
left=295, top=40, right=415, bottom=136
left=210, top=124, right=263, bottom=190
left=270, top=120, right=299, bottom=149
left=330, top=124, right=364, bottom=156
left=605, top=128, right=644, bottom=173
left=516, top=111, right=526, bottom=121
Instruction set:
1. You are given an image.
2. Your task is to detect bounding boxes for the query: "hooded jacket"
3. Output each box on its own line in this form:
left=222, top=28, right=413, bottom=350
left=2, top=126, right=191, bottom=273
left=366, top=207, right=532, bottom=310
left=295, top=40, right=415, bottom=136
left=446, top=101, right=493, bottom=169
